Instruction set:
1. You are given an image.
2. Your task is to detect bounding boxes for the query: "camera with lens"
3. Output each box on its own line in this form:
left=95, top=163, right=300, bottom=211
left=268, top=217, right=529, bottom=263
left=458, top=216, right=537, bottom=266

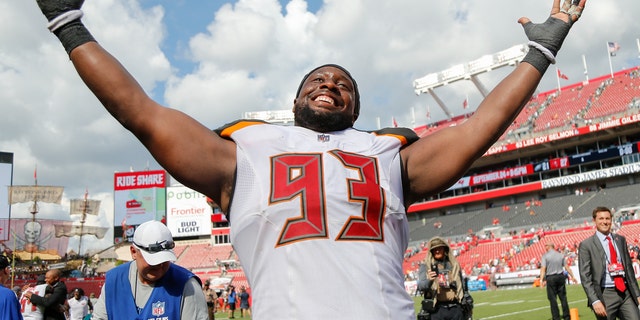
left=417, top=308, right=431, bottom=320
left=417, top=281, right=436, bottom=320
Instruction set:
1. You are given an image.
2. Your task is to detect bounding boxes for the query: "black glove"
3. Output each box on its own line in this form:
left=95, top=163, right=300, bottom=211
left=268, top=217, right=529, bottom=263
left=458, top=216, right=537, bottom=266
left=521, top=17, right=571, bottom=60
left=520, top=0, right=584, bottom=74
left=36, top=0, right=85, bottom=22
left=35, top=0, right=95, bottom=54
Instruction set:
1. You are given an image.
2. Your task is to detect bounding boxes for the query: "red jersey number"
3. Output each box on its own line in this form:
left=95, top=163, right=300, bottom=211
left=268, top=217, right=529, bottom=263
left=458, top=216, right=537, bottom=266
left=271, top=151, right=385, bottom=246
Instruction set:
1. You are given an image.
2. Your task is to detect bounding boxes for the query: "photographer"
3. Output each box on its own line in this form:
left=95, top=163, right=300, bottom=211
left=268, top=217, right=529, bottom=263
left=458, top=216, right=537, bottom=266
left=417, top=237, right=472, bottom=320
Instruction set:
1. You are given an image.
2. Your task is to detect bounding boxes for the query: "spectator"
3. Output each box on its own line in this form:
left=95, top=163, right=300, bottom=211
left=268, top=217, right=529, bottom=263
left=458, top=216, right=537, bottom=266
left=88, top=292, right=98, bottom=307
left=0, top=255, right=22, bottom=319
left=91, top=221, right=208, bottom=319
left=23, top=269, right=68, bottom=320
left=239, top=286, right=251, bottom=318
left=227, top=285, right=237, bottom=319
left=418, top=237, right=469, bottom=319
left=65, top=288, right=93, bottom=320
left=579, top=207, right=640, bottom=319
left=218, top=288, right=227, bottom=314
left=20, top=273, right=48, bottom=320
left=203, top=280, right=217, bottom=320
left=540, top=242, right=575, bottom=320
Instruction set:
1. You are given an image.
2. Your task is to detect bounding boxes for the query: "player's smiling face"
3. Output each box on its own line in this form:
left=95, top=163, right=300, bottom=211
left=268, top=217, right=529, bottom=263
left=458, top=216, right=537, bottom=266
left=293, top=66, right=357, bottom=133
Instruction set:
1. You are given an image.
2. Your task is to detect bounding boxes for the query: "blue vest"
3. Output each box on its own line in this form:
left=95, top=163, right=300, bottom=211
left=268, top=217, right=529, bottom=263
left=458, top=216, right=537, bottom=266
left=105, top=262, right=196, bottom=320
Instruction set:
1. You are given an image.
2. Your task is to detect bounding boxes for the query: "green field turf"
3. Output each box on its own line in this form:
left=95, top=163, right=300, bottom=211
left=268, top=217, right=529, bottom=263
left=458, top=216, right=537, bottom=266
left=214, top=282, right=636, bottom=319
left=412, top=284, right=597, bottom=320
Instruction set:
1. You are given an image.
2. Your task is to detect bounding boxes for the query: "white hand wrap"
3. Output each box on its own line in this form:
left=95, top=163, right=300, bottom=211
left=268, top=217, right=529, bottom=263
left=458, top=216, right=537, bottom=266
left=47, top=9, right=83, bottom=32
left=527, top=40, right=556, bottom=64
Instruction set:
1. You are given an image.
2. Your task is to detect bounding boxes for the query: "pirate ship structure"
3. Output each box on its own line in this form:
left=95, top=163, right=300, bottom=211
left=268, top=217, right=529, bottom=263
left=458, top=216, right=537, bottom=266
left=8, top=171, right=108, bottom=262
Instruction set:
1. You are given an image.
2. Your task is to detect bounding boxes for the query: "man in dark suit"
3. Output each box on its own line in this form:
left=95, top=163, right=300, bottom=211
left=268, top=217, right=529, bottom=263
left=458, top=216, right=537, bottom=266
left=579, top=206, right=640, bottom=320
left=22, top=268, right=68, bottom=320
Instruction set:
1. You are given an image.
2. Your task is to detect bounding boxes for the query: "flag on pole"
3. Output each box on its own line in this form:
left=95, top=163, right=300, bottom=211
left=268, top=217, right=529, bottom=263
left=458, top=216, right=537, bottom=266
left=34, top=165, right=37, bottom=185
left=557, top=69, right=569, bottom=80
left=608, top=42, right=620, bottom=56
left=392, top=117, right=398, bottom=127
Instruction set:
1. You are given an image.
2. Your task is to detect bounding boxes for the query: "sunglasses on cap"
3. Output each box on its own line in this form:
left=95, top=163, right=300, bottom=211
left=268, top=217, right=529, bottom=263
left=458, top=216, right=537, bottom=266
left=133, top=240, right=175, bottom=253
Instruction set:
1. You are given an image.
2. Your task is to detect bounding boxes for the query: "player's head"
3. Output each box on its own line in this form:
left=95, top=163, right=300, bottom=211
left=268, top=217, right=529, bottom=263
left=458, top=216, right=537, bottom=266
left=73, top=287, right=85, bottom=299
left=0, top=255, right=10, bottom=281
left=0, top=255, right=9, bottom=270
left=293, top=64, right=360, bottom=132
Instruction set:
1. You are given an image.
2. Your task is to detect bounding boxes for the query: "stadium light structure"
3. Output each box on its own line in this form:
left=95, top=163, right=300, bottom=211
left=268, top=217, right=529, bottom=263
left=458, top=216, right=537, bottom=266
left=243, top=110, right=295, bottom=125
left=413, top=43, right=528, bottom=119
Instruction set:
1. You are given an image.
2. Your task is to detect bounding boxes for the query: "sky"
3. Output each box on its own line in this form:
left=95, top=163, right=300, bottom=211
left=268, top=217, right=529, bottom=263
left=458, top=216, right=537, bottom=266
left=1, top=0, right=639, bottom=254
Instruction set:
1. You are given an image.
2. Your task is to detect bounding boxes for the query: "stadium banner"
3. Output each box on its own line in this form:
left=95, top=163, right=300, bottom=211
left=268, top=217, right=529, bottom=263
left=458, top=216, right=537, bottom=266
left=567, top=143, right=635, bottom=166
left=448, top=164, right=533, bottom=190
left=541, top=162, right=640, bottom=189
left=9, top=185, right=64, bottom=204
left=166, top=186, right=212, bottom=238
left=0, top=152, right=12, bottom=241
left=470, top=164, right=533, bottom=186
left=113, top=170, right=167, bottom=243
left=452, top=140, right=637, bottom=191
left=485, top=113, right=640, bottom=156
left=409, top=182, right=543, bottom=212
left=533, top=156, right=570, bottom=172
left=8, top=219, right=70, bottom=259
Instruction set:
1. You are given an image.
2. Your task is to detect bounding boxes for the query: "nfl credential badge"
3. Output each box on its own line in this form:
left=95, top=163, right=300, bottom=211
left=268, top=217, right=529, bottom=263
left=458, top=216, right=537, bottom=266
left=152, top=301, right=166, bottom=316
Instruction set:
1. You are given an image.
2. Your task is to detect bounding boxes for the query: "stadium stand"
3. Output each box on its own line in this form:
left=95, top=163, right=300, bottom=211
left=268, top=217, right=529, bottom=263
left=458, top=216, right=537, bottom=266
left=403, top=65, right=640, bottom=285
left=532, top=80, right=601, bottom=132
left=583, top=70, right=640, bottom=120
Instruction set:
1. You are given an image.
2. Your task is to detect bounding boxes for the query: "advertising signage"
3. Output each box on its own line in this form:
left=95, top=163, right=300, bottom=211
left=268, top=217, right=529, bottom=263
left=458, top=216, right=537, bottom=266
left=113, top=170, right=167, bottom=243
left=166, top=186, right=212, bottom=238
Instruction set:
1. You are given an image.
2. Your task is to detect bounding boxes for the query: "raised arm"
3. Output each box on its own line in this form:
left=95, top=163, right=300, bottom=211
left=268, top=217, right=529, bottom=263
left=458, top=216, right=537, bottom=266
left=35, top=0, right=236, bottom=211
left=401, top=0, right=585, bottom=204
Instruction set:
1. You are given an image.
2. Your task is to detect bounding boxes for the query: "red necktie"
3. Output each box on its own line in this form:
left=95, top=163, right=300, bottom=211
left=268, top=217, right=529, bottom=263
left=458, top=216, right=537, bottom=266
left=606, top=236, right=626, bottom=292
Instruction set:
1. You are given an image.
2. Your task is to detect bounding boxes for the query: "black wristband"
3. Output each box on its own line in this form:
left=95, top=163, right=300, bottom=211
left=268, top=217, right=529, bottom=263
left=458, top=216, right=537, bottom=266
left=521, top=48, right=550, bottom=75
left=53, top=20, right=96, bottom=55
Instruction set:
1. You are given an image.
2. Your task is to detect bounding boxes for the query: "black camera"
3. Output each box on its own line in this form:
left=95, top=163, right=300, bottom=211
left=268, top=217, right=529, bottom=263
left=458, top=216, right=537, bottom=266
left=417, top=288, right=436, bottom=320
left=431, top=264, right=438, bottom=275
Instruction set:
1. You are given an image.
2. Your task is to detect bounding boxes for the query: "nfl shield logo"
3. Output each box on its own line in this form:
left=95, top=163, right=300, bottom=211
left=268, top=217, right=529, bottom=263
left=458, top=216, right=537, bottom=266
left=317, top=134, right=330, bottom=142
left=152, top=301, right=166, bottom=316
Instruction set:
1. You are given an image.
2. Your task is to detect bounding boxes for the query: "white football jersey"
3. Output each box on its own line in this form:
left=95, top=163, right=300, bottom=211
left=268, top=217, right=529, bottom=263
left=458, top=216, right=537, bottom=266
left=221, top=122, right=416, bottom=319
left=68, top=296, right=91, bottom=320
left=20, top=284, right=48, bottom=320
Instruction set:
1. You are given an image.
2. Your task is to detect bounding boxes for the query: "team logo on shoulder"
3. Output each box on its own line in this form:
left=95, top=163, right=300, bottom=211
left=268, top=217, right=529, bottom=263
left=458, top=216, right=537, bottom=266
left=317, top=134, right=330, bottom=142
left=152, top=301, right=166, bottom=316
